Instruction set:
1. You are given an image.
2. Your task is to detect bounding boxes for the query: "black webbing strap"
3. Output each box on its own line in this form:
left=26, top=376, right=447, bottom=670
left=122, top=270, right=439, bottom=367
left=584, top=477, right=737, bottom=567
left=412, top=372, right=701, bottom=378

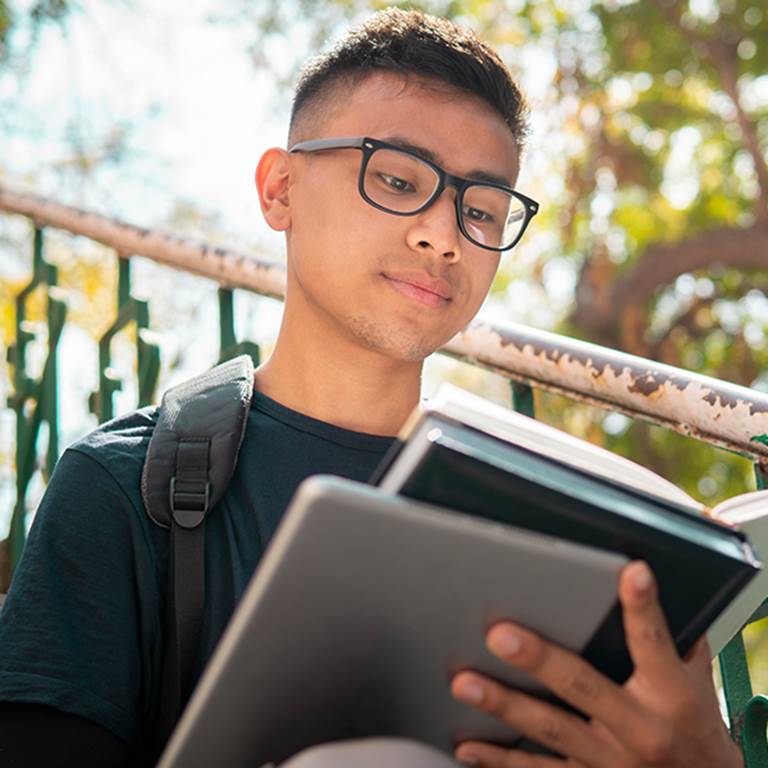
left=156, top=439, right=211, bottom=750
left=141, top=354, right=254, bottom=761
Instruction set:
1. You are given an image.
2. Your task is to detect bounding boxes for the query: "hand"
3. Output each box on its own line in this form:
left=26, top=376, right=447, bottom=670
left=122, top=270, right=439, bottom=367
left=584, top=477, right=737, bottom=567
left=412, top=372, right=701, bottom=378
left=451, top=561, right=743, bottom=768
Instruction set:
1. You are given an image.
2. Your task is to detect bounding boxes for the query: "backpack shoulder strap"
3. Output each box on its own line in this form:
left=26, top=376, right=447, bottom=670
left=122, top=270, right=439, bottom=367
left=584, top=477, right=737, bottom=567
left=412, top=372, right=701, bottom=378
left=141, top=354, right=255, bottom=528
left=140, top=354, right=255, bottom=752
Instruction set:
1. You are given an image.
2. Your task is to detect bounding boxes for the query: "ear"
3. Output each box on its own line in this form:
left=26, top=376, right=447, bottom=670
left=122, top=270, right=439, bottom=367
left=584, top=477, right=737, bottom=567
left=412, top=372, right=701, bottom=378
left=255, top=148, right=292, bottom=232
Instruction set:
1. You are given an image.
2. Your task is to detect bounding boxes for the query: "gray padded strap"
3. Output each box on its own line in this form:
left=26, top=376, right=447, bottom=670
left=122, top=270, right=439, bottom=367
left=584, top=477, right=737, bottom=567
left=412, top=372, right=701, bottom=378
left=141, top=355, right=255, bottom=528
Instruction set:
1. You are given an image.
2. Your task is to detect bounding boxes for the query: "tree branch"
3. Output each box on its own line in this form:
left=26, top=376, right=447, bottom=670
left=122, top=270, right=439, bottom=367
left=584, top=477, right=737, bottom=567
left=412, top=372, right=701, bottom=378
left=571, top=224, right=768, bottom=353
left=710, top=33, right=768, bottom=224
left=651, top=0, right=768, bottom=223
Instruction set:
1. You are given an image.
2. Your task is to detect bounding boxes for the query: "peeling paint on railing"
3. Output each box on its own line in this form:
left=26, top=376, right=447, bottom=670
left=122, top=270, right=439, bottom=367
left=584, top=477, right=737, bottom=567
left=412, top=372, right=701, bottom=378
left=0, top=186, right=286, bottom=299
left=3, top=184, right=768, bottom=461
left=443, top=323, right=768, bottom=461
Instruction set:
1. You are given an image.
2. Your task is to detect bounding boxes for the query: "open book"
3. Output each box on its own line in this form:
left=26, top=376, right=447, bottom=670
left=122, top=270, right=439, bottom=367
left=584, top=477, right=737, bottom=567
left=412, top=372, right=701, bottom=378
left=709, top=491, right=768, bottom=653
left=372, top=384, right=766, bottom=670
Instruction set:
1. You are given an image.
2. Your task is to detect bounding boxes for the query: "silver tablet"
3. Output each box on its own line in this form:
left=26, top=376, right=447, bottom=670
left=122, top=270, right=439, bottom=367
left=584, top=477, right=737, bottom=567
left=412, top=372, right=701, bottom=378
left=160, top=476, right=627, bottom=768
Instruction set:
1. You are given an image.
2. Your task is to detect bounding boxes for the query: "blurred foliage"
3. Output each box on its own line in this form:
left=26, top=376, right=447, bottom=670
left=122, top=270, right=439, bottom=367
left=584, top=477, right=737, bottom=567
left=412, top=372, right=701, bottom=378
left=744, top=616, right=768, bottom=700
left=0, top=275, right=22, bottom=346
left=534, top=0, right=768, bottom=506
left=1, top=233, right=119, bottom=341
left=0, top=3, right=10, bottom=60
left=0, top=0, right=135, bottom=206
left=0, top=0, right=71, bottom=67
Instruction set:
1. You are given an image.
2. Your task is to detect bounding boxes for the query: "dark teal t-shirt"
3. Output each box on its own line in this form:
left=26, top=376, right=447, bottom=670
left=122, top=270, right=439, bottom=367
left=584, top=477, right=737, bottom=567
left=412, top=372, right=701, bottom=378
left=0, top=391, right=394, bottom=748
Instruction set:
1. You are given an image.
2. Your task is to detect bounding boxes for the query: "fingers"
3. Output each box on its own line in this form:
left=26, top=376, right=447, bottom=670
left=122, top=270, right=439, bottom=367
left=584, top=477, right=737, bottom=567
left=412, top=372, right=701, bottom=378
left=684, top=637, right=720, bottom=696
left=455, top=740, right=579, bottom=768
left=451, top=561, right=737, bottom=768
left=685, top=637, right=713, bottom=670
left=451, top=672, right=605, bottom=766
left=480, top=622, right=635, bottom=734
left=619, top=561, right=684, bottom=683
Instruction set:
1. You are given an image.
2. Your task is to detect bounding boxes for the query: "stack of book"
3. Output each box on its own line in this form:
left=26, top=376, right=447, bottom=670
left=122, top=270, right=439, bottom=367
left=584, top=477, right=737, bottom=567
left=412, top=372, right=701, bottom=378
left=372, top=383, right=767, bottom=672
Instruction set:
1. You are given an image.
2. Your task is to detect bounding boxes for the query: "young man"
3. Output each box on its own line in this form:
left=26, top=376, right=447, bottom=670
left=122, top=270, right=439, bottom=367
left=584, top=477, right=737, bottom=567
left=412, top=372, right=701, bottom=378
left=0, top=9, right=743, bottom=768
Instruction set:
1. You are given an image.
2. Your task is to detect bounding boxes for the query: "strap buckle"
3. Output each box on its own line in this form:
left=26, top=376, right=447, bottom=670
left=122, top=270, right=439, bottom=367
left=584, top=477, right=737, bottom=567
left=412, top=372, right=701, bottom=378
left=169, top=477, right=209, bottom=528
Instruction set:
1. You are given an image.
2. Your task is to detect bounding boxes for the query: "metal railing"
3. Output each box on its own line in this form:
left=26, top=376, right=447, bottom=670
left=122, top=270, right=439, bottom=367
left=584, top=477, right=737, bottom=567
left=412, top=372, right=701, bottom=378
left=2, top=184, right=768, bottom=764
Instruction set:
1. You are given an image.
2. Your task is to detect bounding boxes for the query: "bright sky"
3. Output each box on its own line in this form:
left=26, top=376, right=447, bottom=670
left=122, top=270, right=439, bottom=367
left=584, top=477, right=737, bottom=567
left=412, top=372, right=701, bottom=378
left=3, top=0, right=292, bottom=250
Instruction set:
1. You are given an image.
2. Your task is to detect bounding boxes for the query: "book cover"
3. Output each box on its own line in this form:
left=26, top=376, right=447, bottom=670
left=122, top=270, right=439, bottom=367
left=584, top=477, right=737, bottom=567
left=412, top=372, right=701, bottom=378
left=373, top=384, right=762, bottom=681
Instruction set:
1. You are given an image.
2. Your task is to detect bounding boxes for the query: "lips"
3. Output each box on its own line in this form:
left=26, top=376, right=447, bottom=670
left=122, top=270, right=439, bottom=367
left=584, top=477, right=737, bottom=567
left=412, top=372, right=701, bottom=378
left=382, top=271, right=453, bottom=306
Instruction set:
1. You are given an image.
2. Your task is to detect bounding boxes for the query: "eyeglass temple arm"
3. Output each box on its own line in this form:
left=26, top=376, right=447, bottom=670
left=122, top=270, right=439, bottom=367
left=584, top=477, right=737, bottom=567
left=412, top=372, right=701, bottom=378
left=288, top=136, right=367, bottom=153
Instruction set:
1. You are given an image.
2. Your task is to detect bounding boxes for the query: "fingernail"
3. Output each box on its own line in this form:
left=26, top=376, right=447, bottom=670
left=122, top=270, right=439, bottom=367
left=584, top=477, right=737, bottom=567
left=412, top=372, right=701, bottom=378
left=459, top=754, right=479, bottom=766
left=633, top=563, right=653, bottom=593
left=455, top=679, right=485, bottom=704
left=494, top=626, right=523, bottom=657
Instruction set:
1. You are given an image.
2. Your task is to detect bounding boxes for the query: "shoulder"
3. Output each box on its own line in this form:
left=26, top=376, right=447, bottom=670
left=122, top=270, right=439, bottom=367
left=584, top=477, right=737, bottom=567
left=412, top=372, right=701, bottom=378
left=2, top=409, right=168, bottom=747
left=18, top=407, right=167, bottom=608
left=64, top=406, right=159, bottom=510
left=41, top=406, right=159, bottom=524
left=70, top=405, right=159, bottom=460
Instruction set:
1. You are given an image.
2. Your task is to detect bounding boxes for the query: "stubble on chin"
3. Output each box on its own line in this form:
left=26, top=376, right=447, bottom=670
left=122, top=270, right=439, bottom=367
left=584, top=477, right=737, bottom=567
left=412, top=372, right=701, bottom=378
left=342, top=312, right=444, bottom=363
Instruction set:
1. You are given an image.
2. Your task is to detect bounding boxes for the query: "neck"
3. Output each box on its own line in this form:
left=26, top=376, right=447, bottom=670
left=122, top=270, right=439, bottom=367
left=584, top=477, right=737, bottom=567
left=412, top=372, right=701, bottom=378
left=253, top=308, right=423, bottom=437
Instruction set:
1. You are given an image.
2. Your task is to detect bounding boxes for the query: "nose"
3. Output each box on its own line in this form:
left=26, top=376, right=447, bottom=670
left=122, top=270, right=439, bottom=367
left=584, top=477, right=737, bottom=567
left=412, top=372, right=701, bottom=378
left=404, top=189, right=462, bottom=264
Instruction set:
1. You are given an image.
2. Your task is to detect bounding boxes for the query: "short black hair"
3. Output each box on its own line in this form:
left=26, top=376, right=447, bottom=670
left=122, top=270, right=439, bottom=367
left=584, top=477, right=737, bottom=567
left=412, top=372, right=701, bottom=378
left=289, top=8, right=529, bottom=150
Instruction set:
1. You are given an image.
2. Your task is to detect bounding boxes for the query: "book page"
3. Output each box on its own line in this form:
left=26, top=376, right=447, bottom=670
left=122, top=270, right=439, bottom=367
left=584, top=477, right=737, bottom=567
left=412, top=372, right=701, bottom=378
left=428, top=384, right=701, bottom=511
left=712, top=490, right=768, bottom=523
left=707, top=490, right=768, bottom=655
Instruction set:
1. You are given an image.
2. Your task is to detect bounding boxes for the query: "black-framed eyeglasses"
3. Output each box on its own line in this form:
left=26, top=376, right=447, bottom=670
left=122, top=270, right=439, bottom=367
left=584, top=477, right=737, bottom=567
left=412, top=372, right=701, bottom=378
left=288, top=136, right=539, bottom=252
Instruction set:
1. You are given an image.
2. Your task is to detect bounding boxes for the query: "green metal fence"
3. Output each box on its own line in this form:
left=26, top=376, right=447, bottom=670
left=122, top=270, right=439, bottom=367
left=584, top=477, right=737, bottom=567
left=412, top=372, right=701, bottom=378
left=2, top=185, right=768, bottom=764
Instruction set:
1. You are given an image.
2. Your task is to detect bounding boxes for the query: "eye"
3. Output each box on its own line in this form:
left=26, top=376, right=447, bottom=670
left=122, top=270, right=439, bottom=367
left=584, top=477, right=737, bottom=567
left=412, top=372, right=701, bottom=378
left=463, top=205, right=494, bottom=224
left=378, top=173, right=415, bottom=193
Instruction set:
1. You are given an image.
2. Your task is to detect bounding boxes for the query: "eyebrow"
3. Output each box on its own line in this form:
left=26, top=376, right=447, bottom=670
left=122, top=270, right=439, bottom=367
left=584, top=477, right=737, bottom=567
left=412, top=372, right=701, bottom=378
left=382, top=134, right=514, bottom=188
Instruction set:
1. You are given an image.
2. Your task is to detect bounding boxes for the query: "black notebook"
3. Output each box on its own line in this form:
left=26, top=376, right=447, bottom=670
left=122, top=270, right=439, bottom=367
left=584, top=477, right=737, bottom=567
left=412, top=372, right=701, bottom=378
left=372, top=384, right=763, bottom=681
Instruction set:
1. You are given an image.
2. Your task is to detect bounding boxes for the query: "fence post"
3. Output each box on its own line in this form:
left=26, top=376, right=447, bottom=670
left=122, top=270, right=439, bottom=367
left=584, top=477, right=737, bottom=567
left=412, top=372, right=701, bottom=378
left=510, top=381, right=535, bottom=419
left=88, top=255, right=160, bottom=422
left=217, top=287, right=260, bottom=365
left=5, top=226, right=66, bottom=571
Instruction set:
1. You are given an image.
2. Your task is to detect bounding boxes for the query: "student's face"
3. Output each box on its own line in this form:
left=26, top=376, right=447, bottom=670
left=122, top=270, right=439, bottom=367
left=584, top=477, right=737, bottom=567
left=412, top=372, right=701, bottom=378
left=261, top=72, right=521, bottom=362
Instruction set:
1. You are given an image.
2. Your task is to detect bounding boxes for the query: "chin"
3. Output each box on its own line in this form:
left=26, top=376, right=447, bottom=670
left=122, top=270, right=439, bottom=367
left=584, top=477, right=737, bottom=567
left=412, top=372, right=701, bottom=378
left=345, top=314, right=444, bottom=363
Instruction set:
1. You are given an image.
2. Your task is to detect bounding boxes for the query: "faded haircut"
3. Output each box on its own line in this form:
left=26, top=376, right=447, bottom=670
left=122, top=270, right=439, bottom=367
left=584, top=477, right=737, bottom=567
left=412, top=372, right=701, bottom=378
left=289, top=8, right=529, bottom=150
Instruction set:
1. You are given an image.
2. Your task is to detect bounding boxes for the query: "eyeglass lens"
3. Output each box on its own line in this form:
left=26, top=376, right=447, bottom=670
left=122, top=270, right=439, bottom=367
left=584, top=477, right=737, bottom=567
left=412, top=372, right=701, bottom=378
left=363, top=148, right=527, bottom=249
